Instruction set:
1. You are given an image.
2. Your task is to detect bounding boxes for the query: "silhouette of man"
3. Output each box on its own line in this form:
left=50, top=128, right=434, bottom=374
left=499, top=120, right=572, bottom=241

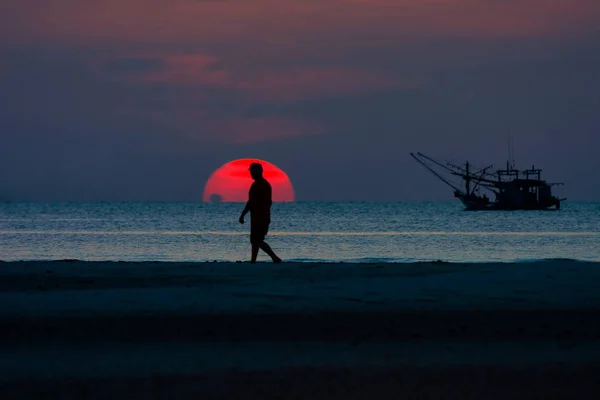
left=239, top=163, right=282, bottom=263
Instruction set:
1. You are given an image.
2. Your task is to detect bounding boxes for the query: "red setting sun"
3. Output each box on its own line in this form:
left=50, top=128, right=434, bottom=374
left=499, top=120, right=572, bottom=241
left=203, top=158, right=295, bottom=203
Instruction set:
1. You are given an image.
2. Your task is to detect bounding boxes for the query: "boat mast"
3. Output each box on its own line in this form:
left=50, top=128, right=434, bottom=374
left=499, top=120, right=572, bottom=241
left=465, top=161, right=471, bottom=194
left=508, top=131, right=516, bottom=169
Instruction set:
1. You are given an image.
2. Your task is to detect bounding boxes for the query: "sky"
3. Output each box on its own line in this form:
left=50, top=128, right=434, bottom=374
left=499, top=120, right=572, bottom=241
left=1, top=0, right=599, bottom=201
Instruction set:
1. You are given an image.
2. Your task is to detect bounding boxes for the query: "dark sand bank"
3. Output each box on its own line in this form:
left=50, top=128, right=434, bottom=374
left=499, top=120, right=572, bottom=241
left=1, top=260, right=599, bottom=398
left=4, top=365, right=600, bottom=400
left=2, top=309, right=600, bottom=342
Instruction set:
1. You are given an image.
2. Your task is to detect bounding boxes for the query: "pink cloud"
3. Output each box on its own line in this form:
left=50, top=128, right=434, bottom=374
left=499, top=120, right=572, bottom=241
left=130, top=54, right=229, bottom=86
left=93, top=52, right=413, bottom=144
left=333, top=1, right=600, bottom=38
left=2, top=0, right=599, bottom=46
left=9, top=0, right=593, bottom=146
left=117, top=53, right=412, bottom=101
left=240, top=68, right=411, bottom=102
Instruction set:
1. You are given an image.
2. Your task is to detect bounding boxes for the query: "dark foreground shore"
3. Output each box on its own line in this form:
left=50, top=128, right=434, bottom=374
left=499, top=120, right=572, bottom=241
left=1, top=260, right=600, bottom=398
left=4, top=364, right=600, bottom=400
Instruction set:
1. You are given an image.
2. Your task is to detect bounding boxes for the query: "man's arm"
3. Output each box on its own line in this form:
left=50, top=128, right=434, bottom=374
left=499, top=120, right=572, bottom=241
left=240, top=184, right=254, bottom=224
left=239, top=201, right=250, bottom=224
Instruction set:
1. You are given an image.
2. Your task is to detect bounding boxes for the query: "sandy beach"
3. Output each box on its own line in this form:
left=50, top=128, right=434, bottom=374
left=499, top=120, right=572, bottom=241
left=1, top=259, right=600, bottom=398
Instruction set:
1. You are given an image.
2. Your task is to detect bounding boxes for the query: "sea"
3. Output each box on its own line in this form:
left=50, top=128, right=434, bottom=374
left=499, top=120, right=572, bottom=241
left=1, top=202, right=599, bottom=263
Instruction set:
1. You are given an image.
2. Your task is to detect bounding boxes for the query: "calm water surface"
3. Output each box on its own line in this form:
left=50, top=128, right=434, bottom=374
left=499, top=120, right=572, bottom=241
left=1, top=202, right=599, bottom=262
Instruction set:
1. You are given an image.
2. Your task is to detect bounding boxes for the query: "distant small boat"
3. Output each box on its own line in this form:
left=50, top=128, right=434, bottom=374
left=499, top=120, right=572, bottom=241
left=410, top=152, right=566, bottom=211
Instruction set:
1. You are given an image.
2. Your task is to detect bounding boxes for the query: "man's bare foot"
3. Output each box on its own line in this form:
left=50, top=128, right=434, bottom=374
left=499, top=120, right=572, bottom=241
left=273, top=256, right=282, bottom=263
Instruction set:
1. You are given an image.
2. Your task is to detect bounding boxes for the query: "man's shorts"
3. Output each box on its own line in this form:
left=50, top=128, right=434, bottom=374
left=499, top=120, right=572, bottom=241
left=250, top=219, right=270, bottom=243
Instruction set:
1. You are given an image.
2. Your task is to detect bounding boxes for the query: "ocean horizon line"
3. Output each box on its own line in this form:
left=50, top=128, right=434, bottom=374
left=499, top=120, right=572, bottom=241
left=2, top=200, right=599, bottom=204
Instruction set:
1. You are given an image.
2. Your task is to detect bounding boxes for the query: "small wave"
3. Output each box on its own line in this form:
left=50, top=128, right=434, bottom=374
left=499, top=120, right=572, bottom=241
left=513, top=257, right=593, bottom=263
left=2, top=258, right=598, bottom=265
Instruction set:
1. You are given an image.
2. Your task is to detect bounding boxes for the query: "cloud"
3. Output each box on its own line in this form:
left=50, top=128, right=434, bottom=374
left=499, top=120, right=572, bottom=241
left=119, top=52, right=409, bottom=100
left=2, top=0, right=599, bottom=48
left=92, top=51, right=413, bottom=144
left=125, top=54, right=228, bottom=86
left=240, top=68, right=413, bottom=102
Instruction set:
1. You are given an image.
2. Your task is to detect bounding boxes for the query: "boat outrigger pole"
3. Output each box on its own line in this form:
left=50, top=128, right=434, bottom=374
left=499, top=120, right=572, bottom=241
left=416, top=152, right=456, bottom=174
left=414, top=152, right=495, bottom=196
left=410, top=152, right=462, bottom=192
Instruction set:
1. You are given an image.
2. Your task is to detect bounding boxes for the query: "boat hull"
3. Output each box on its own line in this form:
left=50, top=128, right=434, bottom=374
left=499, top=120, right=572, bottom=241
left=455, top=192, right=561, bottom=211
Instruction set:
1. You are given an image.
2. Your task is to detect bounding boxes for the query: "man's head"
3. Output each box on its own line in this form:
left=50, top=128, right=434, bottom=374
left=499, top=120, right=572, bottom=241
left=248, top=162, right=263, bottom=180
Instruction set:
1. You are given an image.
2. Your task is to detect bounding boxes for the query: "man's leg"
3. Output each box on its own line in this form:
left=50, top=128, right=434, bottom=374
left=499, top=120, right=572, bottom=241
left=250, top=243, right=260, bottom=263
left=250, top=221, right=281, bottom=263
left=250, top=227, right=261, bottom=263
left=259, top=241, right=281, bottom=263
